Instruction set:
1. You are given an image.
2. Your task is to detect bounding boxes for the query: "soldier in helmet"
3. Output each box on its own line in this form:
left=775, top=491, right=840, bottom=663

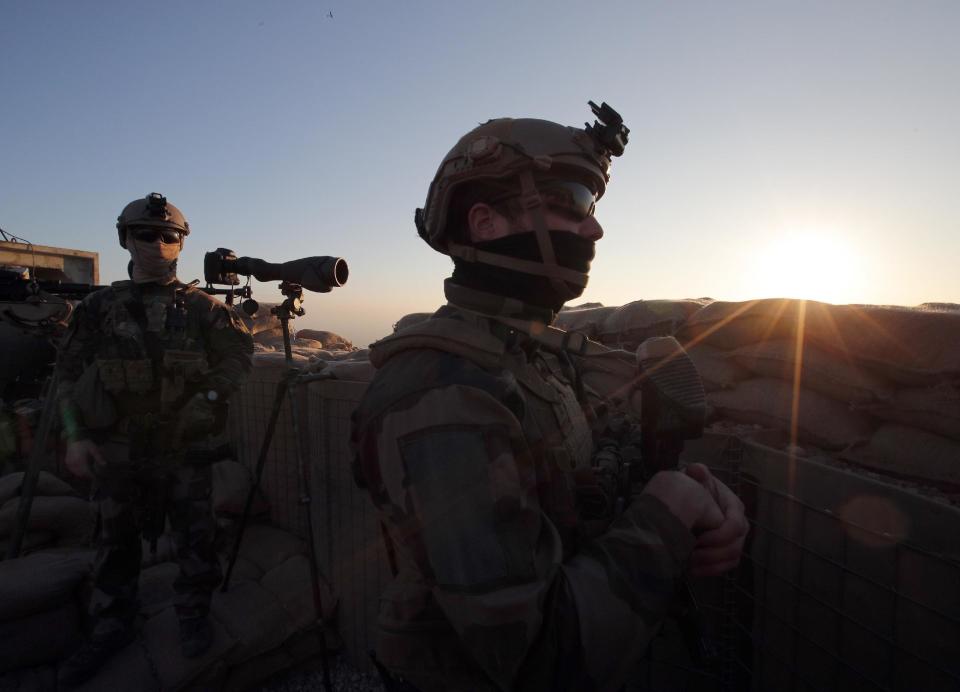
left=352, top=104, right=748, bottom=691
left=55, top=193, right=254, bottom=686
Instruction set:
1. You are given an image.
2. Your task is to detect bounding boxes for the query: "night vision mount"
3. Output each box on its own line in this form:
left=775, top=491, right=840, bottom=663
left=144, top=192, right=171, bottom=220
left=585, top=100, right=629, bottom=157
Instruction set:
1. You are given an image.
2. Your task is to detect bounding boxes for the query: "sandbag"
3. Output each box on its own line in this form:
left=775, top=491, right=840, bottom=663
left=212, top=579, right=298, bottom=665
left=687, top=344, right=748, bottom=392
left=730, top=340, right=893, bottom=404
left=212, top=459, right=270, bottom=517
left=553, top=305, right=616, bottom=339
left=252, top=351, right=309, bottom=370
left=0, top=529, right=56, bottom=556
left=676, top=299, right=828, bottom=350
left=331, top=347, right=369, bottom=361
left=855, top=383, right=960, bottom=441
left=0, top=495, right=93, bottom=548
left=321, top=359, right=376, bottom=382
left=0, top=471, right=75, bottom=506
left=708, top=378, right=872, bottom=450
left=393, top=312, right=433, bottom=333
left=253, top=326, right=285, bottom=345
left=294, top=329, right=353, bottom=350
left=239, top=303, right=280, bottom=336
left=0, top=550, right=94, bottom=620
left=290, top=346, right=327, bottom=361
left=0, top=601, right=80, bottom=673
left=291, top=337, right=324, bottom=350
left=260, top=553, right=335, bottom=628
left=575, top=347, right=640, bottom=409
left=917, top=302, right=960, bottom=312
left=841, top=425, right=960, bottom=487
left=677, top=299, right=960, bottom=384
left=598, top=300, right=706, bottom=348
left=236, top=524, right=306, bottom=576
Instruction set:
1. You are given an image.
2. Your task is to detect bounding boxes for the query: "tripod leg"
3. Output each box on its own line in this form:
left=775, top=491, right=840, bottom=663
left=221, top=374, right=290, bottom=591
left=286, top=378, right=334, bottom=692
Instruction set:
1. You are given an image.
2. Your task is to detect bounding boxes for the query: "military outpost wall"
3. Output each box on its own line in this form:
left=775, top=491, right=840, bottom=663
left=232, top=297, right=960, bottom=690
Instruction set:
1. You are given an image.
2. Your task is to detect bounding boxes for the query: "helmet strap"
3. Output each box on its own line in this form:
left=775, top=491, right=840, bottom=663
left=519, top=169, right=574, bottom=295
left=445, top=168, right=589, bottom=288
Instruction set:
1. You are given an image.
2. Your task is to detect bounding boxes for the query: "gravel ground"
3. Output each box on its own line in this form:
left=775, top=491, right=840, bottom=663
left=257, top=653, right=385, bottom=692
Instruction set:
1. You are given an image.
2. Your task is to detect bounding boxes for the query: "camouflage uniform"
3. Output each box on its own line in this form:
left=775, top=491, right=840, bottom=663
left=56, top=279, right=253, bottom=635
left=352, top=282, right=695, bottom=692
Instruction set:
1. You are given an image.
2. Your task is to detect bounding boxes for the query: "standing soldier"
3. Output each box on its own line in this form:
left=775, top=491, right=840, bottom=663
left=352, top=104, right=748, bottom=691
left=56, top=193, right=254, bottom=686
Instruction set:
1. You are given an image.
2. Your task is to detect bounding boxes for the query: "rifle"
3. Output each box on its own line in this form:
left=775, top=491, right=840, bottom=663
left=629, top=336, right=719, bottom=667
left=0, top=276, right=250, bottom=302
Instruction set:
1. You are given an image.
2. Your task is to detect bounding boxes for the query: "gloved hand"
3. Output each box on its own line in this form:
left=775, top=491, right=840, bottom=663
left=173, top=392, right=219, bottom=444
left=64, top=439, right=106, bottom=479
left=683, top=463, right=749, bottom=577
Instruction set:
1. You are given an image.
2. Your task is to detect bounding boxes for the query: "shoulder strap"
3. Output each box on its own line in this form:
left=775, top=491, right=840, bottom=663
left=369, top=317, right=506, bottom=370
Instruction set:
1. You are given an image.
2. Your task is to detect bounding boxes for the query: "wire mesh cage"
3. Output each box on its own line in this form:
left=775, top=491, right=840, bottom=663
left=228, top=369, right=960, bottom=690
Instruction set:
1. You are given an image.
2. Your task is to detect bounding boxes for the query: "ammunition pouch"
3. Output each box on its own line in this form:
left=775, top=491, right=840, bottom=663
left=72, top=362, right=119, bottom=430
left=95, top=357, right=155, bottom=394
left=161, top=350, right=209, bottom=412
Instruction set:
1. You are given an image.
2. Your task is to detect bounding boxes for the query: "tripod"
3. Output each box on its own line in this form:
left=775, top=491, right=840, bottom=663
left=222, top=281, right=334, bottom=692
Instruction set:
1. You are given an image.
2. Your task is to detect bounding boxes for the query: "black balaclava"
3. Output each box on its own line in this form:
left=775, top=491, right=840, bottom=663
left=451, top=230, right=595, bottom=314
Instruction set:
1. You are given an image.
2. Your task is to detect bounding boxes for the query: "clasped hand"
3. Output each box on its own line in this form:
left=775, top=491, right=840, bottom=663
left=642, top=463, right=748, bottom=577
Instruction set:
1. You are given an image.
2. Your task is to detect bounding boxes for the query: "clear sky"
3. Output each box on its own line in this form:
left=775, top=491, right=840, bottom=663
left=2, top=1, right=958, bottom=347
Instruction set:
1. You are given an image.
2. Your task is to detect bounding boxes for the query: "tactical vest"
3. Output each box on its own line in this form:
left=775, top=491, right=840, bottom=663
left=92, top=281, right=210, bottom=417
left=367, top=312, right=597, bottom=553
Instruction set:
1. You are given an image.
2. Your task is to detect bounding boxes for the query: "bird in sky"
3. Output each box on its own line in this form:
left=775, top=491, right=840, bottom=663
left=328, top=11, right=333, bottom=19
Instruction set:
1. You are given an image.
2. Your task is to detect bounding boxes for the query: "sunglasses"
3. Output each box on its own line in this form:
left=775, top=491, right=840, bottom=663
left=131, top=228, right=182, bottom=244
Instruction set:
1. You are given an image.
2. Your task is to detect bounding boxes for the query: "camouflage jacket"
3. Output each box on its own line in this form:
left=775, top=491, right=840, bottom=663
left=56, top=280, right=253, bottom=442
left=352, top=283, right=695, bottom=692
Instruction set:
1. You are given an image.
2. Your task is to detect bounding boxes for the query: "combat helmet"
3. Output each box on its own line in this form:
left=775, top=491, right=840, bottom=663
left=415, top=101, right=629, bottom=291
left=116, top=192, right=190, bottom=248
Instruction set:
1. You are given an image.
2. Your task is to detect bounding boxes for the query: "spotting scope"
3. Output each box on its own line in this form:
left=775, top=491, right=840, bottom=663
left=204, top=248, right=348, bottom=293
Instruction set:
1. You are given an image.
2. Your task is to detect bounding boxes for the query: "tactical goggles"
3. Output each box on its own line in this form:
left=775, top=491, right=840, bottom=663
left=130, top=228, right=183, bottom=244
left=539, top=181, right=597, bottom=221
left=495, top=181, right=597, bottom=221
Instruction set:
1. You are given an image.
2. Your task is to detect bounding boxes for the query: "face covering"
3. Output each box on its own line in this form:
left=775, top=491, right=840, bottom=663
left=128, top=237, right=181, bottom=284
left=451, top=231, right=595, bottom=313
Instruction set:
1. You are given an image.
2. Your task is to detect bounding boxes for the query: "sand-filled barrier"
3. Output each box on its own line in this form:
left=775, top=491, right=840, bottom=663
left=385, top=300, right=960, bottom=492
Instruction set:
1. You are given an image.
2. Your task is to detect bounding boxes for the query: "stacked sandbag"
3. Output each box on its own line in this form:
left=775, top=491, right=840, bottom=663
left=311, top=358, right=377, bottom=382
left=0, top=525, right=332, bottom=691
left=295, top=329, right=353, bottom=351
left=211, top=458, right=270, bottom=520
left=596, top=299, right=708, bottom=349
left=554, top=304, right=617, bottom=340
left=674, top=298, right=960, bottom=488
left=0, top=550, right=95, bottom=673
left=0, top=471, right=93, bottom=554
left=251, top=350, right=311, bottom=371
left=239, top=302, right=281, bottom=338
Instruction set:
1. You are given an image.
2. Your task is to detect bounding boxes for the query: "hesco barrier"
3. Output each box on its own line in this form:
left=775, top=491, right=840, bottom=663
left=229, top=366, right=960, bottom=689
left=228, top=368, right=390, bottom=673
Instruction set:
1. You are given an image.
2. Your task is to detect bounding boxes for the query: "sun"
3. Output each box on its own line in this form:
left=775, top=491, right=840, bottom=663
left=751, top=229, right=864, bottom=305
